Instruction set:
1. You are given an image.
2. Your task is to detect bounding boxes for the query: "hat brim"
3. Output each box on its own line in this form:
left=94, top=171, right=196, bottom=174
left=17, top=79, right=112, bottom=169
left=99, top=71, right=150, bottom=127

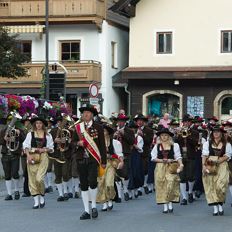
left=133, top=117, right=148, bottom=122
left=30, top=117, right=48, bottom=127
left=156, top=131, right=174, bottom=137
left=212, top=128, right=226, bottom=133
left=116, top=117, right=129, bottom=121
left=79, top=107, right=98, bottom=116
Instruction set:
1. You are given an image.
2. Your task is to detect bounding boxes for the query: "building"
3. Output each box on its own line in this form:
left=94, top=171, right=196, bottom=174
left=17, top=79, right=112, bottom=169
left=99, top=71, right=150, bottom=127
left=0, top=0, right=129, bottom=116
left=111, top=0, right=232, bottom=120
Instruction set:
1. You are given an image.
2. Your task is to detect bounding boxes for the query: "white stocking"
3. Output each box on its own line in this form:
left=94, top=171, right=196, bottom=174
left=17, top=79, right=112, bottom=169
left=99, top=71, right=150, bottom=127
left=89, top=188, right=98, bottom=209
left=81, top=191, right=90, bottom=214
left=13, top=179, right=19, bottom=192
left=5, top=180, right=12, bottom=195
left=180, top=183, right=187, bottom=200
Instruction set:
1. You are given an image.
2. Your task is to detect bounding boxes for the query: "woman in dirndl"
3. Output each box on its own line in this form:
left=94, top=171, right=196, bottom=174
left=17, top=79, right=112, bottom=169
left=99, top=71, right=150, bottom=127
left=151, top=128, right=183, bottom=214
left=23, top=116, right=54, bottom=209
left=97, top=123, right=124, bottom=211
left=202, top=125, right=232, bottom=216
left=128, top=122, right=144, bottom=199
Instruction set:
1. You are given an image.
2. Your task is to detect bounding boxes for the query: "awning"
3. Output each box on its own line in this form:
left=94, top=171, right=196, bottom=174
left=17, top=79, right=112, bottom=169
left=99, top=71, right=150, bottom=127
left=5, top=25, right=45, bottom=34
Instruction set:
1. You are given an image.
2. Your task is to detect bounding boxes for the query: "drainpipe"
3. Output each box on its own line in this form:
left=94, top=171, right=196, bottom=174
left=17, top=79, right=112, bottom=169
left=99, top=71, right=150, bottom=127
left=124, top=84, right=131, bottom=116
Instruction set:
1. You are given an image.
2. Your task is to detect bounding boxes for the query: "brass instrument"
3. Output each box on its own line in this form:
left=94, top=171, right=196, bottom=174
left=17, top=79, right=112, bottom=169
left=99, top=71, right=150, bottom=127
left=56, top=114, right=73, bottom=152
left=178, top=127, right=191, bottom=138
left=5, top=112, right=22, bottom=152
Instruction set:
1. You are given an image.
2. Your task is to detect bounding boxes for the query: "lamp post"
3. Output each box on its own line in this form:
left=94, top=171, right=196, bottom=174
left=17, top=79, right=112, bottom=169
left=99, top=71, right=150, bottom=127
left=45, top=0, right=49, bottom=100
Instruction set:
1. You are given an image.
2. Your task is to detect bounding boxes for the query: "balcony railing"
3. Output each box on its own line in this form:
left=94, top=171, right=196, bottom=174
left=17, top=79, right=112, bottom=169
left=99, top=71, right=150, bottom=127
left=0, top=0, right=105, bottom=23
left=0, top=60, right=102, bottom=88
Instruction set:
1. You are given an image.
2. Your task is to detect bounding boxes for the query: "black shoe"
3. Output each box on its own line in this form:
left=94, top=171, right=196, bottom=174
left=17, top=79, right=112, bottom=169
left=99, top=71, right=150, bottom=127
left=124, top=193, right=129, bottom=201
left=5, top=195, right=13, bottom=201
left=48, top=186, right=53, bottom=193
left=115, top=198, right=122, bottom=203
left=33, top=205, right=39, bottom=209
left=64, top=193, right=69, bottom=201
left=138, top=190, right=142, bottom=196
left=40, top=202, right=45, bottom=208
left=101, top=208, right=107, bottom=212
left=195, top=190, right=201, bottom=198
left=219, top=210, right=224, bottom=216
left=213, top=212, right=219, bottom=216
left=181, top=199, right=188, bottom=205
left=57, top=196, right=65, bottom=202
left=22, top=193, right=30, bottom=197
left=74, top=192, right=80, bottom=199
left=45, top=188, right=49, bottom=193
left=108, top=205, right=113, bottom=211
left=163, top=210, right=168, bottom=214
left=168, top=208, right=174, bottom=213
left=144, top=186, right=149, bottom=195
left=68, top=193, right=73, bottom=199
left=80, top=212, right=91, bottom=220
left=14, top=191, right=20, bottom=200
left=91, top=208, right=98, bottom=219
left=188, top=193, right=194, bottom=203
left=148, top=190, right=153, bottom=194
left=134, top=193, right=139, bottom=198
left=129, top=196, right=133, bottom=200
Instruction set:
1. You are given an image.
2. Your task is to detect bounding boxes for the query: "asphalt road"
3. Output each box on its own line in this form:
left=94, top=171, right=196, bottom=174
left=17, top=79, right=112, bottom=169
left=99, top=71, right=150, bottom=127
left=1, top=187, right=232, bottom=232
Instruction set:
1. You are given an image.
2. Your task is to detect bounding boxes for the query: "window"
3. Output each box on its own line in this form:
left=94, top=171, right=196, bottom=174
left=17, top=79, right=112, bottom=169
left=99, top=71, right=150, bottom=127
left=221, top=31, right=232, bottom=53
left=156, top=32, right=172, bottom=54
left=16, top=41, right=32, bottom=60
left=222, top=97, right=232, bottom=114
left=60, top=41, right=80, bottom=61
left=111, top=41, right=118, bottom=68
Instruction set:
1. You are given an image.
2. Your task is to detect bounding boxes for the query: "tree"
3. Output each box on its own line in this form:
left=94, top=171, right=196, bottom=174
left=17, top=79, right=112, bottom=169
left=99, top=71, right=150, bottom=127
left=0, top=26, right=29, bottom=78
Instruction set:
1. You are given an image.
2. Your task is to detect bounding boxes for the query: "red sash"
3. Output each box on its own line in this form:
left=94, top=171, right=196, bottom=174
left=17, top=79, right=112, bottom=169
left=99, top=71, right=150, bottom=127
left=75, top=122, right=101, bottom=164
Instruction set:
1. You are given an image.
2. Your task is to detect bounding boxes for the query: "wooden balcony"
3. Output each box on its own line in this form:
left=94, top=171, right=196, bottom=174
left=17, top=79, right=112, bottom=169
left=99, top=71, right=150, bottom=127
left=0, top=0, right=106, bottom=28
left=0, top=60, right=102, bottom=89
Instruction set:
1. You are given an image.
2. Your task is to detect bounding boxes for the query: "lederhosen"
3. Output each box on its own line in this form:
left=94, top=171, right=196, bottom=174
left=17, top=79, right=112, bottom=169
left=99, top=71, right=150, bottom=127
left=203, top=141, right=229, bottom=206
left=75, top=124, right=103, bottom=191
left=155, top=144, right=180, bottom=204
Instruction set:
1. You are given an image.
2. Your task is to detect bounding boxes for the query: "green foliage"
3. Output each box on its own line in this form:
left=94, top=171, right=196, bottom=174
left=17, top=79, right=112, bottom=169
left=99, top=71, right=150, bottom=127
left=0, top=27, right=30, bottom=78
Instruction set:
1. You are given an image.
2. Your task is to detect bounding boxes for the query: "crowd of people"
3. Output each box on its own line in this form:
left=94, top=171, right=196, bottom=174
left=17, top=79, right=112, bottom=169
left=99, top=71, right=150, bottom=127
left=1, top=104, right=232, bottom=220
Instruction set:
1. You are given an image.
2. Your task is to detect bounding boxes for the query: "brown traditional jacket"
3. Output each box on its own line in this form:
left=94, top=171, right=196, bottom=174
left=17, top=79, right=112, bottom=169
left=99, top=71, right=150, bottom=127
left=72, top=121, right=107, bottom=165
left=140, top=126, right=154, bottom=158
left=120, top=127, right=135, bottom=156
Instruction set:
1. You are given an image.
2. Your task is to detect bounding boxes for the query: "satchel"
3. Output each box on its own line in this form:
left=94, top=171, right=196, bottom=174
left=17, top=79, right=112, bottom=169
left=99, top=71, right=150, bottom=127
left=31, top=153, right=41, bottom=164
left=168, top=162, right=179, bottom=174
left=205, top=157, right=219, bottom=175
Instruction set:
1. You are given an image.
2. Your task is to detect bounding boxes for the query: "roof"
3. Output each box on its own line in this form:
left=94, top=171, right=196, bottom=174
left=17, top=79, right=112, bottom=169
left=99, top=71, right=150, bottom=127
left=122, top=66, right=232, bottom=80
left=112, top=71, right=128, bottom=87
left=109, top=0, right=141, bottom=18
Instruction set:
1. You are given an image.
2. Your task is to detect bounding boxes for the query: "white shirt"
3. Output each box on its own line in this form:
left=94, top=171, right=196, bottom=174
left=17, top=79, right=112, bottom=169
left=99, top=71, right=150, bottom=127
left=202, top=141, right=232, bottom=158
left=113, top=139, right=123, bottom=158
left=23, top=132, right=54, bottom=153
left=151, top=143, right=182, bottom=161
left=136, top=135, right=144, bottom=153
left=85, top=120, right=93, bottom=129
